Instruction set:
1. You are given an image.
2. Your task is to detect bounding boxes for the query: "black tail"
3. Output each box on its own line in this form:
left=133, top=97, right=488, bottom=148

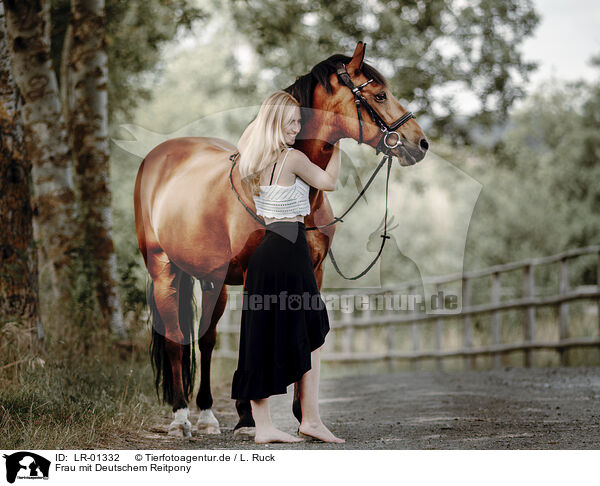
left=149, top=274, right=197, bottom=404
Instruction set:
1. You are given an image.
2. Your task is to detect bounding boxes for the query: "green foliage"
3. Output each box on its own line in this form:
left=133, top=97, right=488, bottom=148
left=227, top=0, right=539, bottom=141
left=463, top=72, right=600, bottom=278
left=118, top=258, right=146, bottom=316
left=50, top=0, right=208, bottom=122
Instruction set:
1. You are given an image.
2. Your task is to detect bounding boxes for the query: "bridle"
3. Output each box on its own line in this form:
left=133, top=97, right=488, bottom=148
left=228, top=64, right=418, bottom=280
left=335, top=63, right=415, bottom=156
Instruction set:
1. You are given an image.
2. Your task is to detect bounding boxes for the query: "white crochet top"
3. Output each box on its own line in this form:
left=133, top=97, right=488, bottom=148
left=253, top=148, right=311, bottom=219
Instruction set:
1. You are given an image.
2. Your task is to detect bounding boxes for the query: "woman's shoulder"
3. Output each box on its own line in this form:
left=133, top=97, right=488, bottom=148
left=286, top=148, right=310, bottom=165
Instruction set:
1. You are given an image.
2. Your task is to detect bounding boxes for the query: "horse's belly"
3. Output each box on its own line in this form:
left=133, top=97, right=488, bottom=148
left=153, top=170, right=234, bottom=277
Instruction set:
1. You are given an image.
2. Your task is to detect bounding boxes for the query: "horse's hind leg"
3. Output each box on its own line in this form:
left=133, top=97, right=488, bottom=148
left=149, top=255, right=193, bottom=438
left=195, top=280, right=227, bottom=434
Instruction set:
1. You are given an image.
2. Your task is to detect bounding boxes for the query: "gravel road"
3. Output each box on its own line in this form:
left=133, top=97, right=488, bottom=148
left=120, top=367, right=600, bottom=450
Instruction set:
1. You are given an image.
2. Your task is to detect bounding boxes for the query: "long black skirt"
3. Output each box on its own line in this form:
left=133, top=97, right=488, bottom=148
left=231, top=221, right=330, bottom=401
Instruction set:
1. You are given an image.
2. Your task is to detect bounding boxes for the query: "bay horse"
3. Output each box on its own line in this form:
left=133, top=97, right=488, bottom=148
left=134, top=42, right=428, bottom=437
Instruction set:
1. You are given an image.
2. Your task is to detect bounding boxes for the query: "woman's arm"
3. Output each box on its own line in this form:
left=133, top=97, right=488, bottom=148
left=288, top=142, right=341, bottom=191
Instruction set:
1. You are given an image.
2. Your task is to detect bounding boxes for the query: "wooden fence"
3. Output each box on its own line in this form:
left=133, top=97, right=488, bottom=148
left=214, top=246, right=600, bottom=369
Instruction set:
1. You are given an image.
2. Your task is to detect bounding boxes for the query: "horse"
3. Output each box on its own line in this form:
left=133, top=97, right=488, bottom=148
left=134, top=42, right=429, bottom=437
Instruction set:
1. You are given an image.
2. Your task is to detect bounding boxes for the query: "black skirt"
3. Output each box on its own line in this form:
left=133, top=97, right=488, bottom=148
left=231, top=221, right=330, bottom=401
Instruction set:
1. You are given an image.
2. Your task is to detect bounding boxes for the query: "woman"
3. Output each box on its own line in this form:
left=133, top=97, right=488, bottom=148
left=232, top=91, right=344, bottom=444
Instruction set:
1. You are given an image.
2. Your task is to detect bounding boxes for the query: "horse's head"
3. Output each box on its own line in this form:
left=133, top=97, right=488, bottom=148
left=287, top=42, right=428, bottom=167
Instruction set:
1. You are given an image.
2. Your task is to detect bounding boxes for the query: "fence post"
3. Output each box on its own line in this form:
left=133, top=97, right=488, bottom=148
left=523, top=264, right=536, bottom=367
left=491, top=272, right=501, bottom=369
left=462, top=276, right=473, bottom=370
left=385, top=291, right=394, bottom=372
left=363, top=294, right=372, bottom=356
left=435, top=284, right=444, bottom=371
left=559, top=258, right=570, bottom=366
left=342, top=295, right=354, bottom=359
left=597, top=251, right=600, bottom=361
left=407, top=285, right=419, bottom=371
left=320, top=293, right=333, bottom=356
left=223, top=306, right=233, bottom=356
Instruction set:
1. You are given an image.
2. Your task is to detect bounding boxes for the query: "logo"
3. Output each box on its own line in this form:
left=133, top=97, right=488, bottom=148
left=3, top=452, right=50, bottom=483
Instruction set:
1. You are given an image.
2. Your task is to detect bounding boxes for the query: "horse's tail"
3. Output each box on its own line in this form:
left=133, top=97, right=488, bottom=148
left=149, top=273, right=196, bottom=404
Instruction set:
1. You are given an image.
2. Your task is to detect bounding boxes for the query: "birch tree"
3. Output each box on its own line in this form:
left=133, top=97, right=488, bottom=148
left=0, top=2, right=42, bottom=342
left=66, top=0, right=123, bottom=333
left=3, top=0, right=204, bottom=335
left=3, top=0, right=78, bottom=321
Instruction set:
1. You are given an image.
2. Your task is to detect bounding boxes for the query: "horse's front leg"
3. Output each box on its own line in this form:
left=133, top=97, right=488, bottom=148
left=195, top=281, right=228, bottom=434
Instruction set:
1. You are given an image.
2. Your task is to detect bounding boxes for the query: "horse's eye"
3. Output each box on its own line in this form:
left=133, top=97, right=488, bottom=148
left=374, top=92, right=387, bottom=102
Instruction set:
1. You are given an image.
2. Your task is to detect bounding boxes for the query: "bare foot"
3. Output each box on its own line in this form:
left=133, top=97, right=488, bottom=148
left=255, top=426, right=303, bottom=444
left=299, top=421, right=345, bottom=443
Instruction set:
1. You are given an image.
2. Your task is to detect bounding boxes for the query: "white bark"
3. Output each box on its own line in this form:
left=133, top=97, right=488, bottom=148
left=0, top=1, right=43, bottom=340
left=3, top=0, right=78, bottom=314
left=70, top=0, right=124, bottom=334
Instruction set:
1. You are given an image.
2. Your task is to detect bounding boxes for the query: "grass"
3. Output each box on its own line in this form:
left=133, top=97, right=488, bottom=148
left=0, top=320, right=166, bottom=450
left=0, top=355, right=163, bottom=450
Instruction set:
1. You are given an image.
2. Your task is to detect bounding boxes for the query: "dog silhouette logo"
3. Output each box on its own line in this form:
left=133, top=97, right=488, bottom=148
left=3, top=452, right=50, bottom=483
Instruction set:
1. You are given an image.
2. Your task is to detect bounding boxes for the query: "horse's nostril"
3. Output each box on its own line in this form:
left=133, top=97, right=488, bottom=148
left=419, top=138, right=429, bottom=152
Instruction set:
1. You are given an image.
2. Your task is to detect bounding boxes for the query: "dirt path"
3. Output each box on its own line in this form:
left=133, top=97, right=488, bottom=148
left=116, top=367, right=600, bottom=449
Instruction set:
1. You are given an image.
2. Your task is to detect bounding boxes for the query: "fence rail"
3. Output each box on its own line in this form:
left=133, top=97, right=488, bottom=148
left=214, top=246, right=600, bottom=369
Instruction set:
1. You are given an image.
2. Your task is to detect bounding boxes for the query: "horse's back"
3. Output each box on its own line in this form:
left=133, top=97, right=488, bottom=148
left=142, top=136, right=236, bottom=171
left=136, top=136, right=236, bottom=201
left=134, top=136, right=245, bottom=275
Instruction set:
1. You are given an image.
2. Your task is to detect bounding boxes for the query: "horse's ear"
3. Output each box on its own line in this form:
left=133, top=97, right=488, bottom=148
left=347, top=41, right=366, bottom=74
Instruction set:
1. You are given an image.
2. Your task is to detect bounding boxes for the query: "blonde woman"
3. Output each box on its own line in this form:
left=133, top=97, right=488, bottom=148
left=232, top=91, right=344, bottom=444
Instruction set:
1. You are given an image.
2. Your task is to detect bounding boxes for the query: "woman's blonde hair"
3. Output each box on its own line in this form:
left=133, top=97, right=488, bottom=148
left=238, top=91, right=300, bottom=196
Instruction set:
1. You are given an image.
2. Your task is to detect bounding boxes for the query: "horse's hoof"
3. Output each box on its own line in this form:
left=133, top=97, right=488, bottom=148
left=196, top=409, right=221, bottom=435
left=168, top=407, right=192, bottom=438
left=168, top=423, right=192, bottom=438
left=233, top=426, right=256, bottom=438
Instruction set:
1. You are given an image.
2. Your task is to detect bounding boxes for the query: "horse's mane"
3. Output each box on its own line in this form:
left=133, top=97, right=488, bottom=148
left=284, top=54, right=387, bottom=111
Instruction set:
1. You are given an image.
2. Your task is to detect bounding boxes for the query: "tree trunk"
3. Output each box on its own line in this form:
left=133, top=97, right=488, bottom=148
left=69, top=0, right=123, bottom=334
left=3, top=0, right=79, bottom=319
left=0, top=1, right=43, bottom=342
left=60, top=19, right=73, bottom=143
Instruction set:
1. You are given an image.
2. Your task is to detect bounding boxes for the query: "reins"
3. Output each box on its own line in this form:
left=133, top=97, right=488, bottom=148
left=228, top=151, right=394, bottom=280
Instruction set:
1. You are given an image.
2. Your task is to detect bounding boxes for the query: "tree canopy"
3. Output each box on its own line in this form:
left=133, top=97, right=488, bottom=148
left=227, top=0, right=539, bottom=141
left=50, top=0, right=207, bottom=121
left=464, top=67, right=600, bottom=276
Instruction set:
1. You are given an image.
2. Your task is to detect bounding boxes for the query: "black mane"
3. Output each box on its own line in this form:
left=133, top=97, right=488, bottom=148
left=284, top=54, right=387, bottom=112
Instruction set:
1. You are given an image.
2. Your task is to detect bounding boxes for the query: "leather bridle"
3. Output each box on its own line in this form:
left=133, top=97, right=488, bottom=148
left=228, top=64, right=418, bottom=280
left=335, top=63, right=415, bottom=156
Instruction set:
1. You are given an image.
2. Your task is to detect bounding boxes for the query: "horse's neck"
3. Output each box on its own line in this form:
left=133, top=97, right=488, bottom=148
left=296, top=119, right=338, bottom=169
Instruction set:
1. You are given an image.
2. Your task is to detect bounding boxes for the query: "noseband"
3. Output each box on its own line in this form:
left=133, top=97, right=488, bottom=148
left=335, top=63, right=415, bottom=154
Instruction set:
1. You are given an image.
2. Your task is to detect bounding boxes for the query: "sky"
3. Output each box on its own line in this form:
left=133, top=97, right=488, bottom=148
left=523, top=0, right=600, bottom=87
left=441, top=0, right=600, bottom=115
